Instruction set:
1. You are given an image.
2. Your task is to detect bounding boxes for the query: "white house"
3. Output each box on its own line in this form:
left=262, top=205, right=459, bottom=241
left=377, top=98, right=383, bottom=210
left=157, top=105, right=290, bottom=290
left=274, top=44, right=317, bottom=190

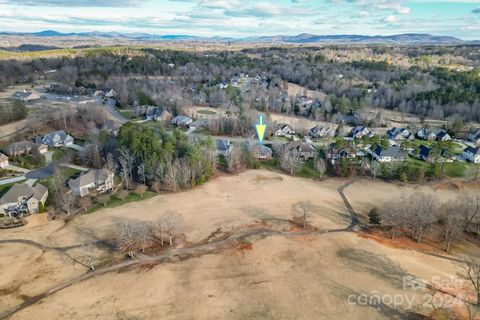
left=463, top=147, right=480, bottom=164
left=36, top=130, right=74, bottom=147
left=0, top=153, right=8, bottom=169
left=68, top=169, right=114, bottom=197
left=372, top=145, right=407, bottom=163
left=0, top=183, right=48, bottom=217
left=351, top=126, right=374, bottom=139
left=171, top=115, right=193, bottom=127
left=275, top=124, right=295, bottom=137
left=467, top=130, right=480, bottom=146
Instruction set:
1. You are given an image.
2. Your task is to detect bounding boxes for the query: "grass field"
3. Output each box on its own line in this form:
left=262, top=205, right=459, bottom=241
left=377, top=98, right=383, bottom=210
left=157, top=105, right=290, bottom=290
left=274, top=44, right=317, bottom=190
left=197, top=109, right=217, bottom=115
left=87, top=190, right=157, bottom=213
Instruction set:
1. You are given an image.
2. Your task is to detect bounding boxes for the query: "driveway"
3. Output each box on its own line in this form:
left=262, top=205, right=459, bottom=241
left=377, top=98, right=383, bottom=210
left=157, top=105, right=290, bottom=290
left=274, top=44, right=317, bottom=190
left=44, top=151, right=54, bottom=164
left=68, top=144, right=86, bottom=152
left=6, top=164, right=30, bottom=174
left=0, top=176, right=26, bottom=186
left=25, top=163, right=56, bottom=180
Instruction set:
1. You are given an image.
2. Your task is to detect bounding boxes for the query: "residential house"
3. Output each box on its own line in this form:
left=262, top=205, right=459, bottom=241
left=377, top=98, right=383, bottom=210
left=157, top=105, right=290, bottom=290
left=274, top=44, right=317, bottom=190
left=434, top=129, right=452, bottom=142
left=467, top=130, right=480, bottom=146
left=372, top=145, right=407, bottom=163
left=342, top=112, right=362, bottom=125
left=274, top=124, right=295, bottom=137
left=171, top=115, right=193, bottom=127
left=142, top=106, right=172, bottom=122
left=244, top=141, right=272, bottom=160
left=68, top=169, right=114, bottom=197
left=284, top=141, right=315, bottom=162
left=350, top=126, right=374, bottom=139
left=105, top=89, right=117, bottom=98
left=0, top=183, right=48, bottom=217
left=326, top=144, right=354, bottom=164
left=4, top=141, right=48, bottom=157
left=309, top=126, right=332, bottom=139
left=215, top=139, right=233, bottom=156
left=12, top=90, right=42, bottom=102
left=386, top=127, right=413, bottom=141
left=36, top=130, right=74, bottom=147
left=0, top=153, right=8, bottom=168
left=416, top=128, right=451, bottom=141
left=463, top=147, right=480, bottom=164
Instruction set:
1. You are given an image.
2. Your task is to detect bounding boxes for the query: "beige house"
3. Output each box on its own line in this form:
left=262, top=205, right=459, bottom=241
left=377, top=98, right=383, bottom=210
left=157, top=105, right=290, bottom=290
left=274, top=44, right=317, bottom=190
left=0, top=153, right=8, bottom=168
left=68, top=169, right=114, bottom=197
left=4, top=141, right=48, bottom=157
left=0, top=183, right=48, bottom=217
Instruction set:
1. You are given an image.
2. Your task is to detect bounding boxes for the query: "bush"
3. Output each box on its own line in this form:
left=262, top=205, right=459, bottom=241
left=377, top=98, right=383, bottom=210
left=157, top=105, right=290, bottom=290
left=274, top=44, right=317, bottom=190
left=368, top=208, right=381, bottom=225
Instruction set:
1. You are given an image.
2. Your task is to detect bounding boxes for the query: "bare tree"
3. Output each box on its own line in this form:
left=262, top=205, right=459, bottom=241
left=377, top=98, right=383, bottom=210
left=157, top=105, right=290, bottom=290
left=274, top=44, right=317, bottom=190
left=381, top=197, right=409, bottom=239
left=119, top=147, right=134, bottom=190
left=134, top=184, right=148, bottom=198
left=138, top=222, right=153, bottom=253
left=463, top=256, right=480, bottom=307
left=95, top=194, right=110, bottom=207
left=77, top=196, right=92, bottom=212
left=441, top=203, right=465, bottom=252
left=52, top=168, right=75, bottom=215
left=150, top=181, right=161, bottom=193
left=117, top=222, right=139, bottom=258
left=104, top=152, right=118, bottom=173
left=225, top=145, right=242, bottom=172
left=137, top=163, right=146, bottom=184
left=314, top=157, right=327, bottom=178
left=292, top=201, right=312, bottom=229
left=84, top=240, right=95, bottom=271
left=117, top=189, right=129, bottom=202
left=457, top=194, right=480, bottom=232
left=159, top=210, right=185, bottom=245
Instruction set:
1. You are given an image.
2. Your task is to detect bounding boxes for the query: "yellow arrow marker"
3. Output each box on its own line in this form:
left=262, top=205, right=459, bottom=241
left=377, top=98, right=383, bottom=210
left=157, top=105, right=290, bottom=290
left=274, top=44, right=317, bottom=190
left=255, top=114, right=267, bottom=144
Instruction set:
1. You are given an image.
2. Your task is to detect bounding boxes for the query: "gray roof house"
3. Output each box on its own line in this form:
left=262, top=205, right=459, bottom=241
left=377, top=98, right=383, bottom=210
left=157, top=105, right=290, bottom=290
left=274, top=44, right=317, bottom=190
left=309, top=126, right=332, bottom=138
left=4, top=141, right=48, bottom=157
left=386, top=127, right=413, bottom=141
left=171, top=115, right=193, bottom=127
left=143, top=106, right=172, bottom=122
left=284, top=141, right=315, bottom=162
left=215, top=139, right=233, bottom=156
left=275, top=124, right=295, bottom=137
left=244, top=141, right=273, bottom=160
left=350, top=126, right=374, bottom=139
left=372, top=145, right=407, bottom=163
left=0, top=183, right=48, bottom=217
left=467, top=130, right=480, bottom=145
left=12, top=90, right=42, bottom=102
left=463, top=146, right=480, bottom=164
left=36, top=130, right=74, bottom=147
left=68, top=169, right=114, bottom=197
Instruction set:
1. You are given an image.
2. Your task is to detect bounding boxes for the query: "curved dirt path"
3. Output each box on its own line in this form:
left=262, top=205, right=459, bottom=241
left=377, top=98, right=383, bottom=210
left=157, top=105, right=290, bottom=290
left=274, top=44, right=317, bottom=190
left=0, top=180, right=359, bottom=319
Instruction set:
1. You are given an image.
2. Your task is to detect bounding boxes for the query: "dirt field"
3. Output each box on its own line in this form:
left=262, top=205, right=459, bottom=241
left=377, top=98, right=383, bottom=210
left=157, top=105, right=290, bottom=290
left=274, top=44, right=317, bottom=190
left=0, top=170, right=475, bottom=319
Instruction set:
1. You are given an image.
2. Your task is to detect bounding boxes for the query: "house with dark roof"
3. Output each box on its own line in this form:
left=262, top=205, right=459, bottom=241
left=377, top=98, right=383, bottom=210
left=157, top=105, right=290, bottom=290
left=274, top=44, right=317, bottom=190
left=36, top=130, right=74, bottom=147
left=142, top=105, right=172, bottom=122
left=350, top=126, right=374, bottom=139
left=434, top=129, right=452, bottom=142
left=0, top=153, right=8, bottom=168
left=3, top=141, right=48, bottom=157
left=215, top=139, right=233, bottom=156
left=372, top=145, right=407, bottom=163
left=416, top=128, right=451, bottom=141
left=244, top=141, right=272, bottom=160
left=274, top=124, right=295, bottom=137
left=68, top=169, right=114, bottom=197
left=386, top=127, right=413, bottom=141
left=467, top=130, right=480, bottom=146
left=309, top=126, right=332, bottom=139
left=12, top=90, right=42, bottom=102
left=463, top=146, right=480, bottom=164
left=284, top=141, right=315, bottom=162
left=0, top=183, right=48, bottom=217
left=171, top=115, right=193, bottom=127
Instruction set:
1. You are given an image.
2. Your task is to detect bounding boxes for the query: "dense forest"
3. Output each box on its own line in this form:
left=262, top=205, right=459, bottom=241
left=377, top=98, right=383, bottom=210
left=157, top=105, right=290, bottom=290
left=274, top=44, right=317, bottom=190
left=1, top=45, right=479, bottom=123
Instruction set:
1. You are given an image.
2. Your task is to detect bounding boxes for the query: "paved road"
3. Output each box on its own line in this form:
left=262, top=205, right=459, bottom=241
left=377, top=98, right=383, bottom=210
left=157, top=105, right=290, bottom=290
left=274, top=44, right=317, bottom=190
left=59, top=163, right=90, bottom=172
left=105, top=99, right=128, bottom=124
left=25, top=163, right=56, bottom=180
left=0, top=176, right=26, bottom=186
left=6, top=164, right=30, bottom=174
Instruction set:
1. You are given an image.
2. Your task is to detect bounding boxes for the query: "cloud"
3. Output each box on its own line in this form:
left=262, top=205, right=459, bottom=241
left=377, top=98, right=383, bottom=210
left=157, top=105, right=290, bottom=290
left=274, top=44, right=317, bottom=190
left=381, top=15, right=397, bottom=23
left=0, top=0, right=146, bottom=7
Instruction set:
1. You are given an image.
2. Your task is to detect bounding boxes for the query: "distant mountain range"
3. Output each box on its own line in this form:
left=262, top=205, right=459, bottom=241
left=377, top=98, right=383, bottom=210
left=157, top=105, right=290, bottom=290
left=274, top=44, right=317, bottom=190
left=0, top=30, right=476, bottom=45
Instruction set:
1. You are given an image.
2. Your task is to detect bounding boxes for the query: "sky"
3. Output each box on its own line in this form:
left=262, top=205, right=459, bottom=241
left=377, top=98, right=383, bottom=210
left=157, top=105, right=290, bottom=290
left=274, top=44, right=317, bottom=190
left=0, top=0, right=479, bottom=39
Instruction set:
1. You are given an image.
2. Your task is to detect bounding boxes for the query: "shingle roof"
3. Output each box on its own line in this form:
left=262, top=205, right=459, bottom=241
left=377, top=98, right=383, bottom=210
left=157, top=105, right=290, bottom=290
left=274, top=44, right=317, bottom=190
left=464, top=146, right=480, bottom=155
left=68, top=169, right=112, bottom=189
left=0, top=183, right=47, bottom=205
left=374, top=145, right=406, bottom=158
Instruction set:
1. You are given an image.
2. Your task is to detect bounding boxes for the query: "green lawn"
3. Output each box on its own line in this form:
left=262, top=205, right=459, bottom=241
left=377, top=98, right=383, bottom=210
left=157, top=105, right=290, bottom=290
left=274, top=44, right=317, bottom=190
left=87, top=191, right=157, bottom=213
left=295, top=160, right=320, bottom=179
left=197, top=109, right=217, bottom=115
left=10, top=155, right=45, bottom=169
left=52, top=149, right=66, bottom=161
